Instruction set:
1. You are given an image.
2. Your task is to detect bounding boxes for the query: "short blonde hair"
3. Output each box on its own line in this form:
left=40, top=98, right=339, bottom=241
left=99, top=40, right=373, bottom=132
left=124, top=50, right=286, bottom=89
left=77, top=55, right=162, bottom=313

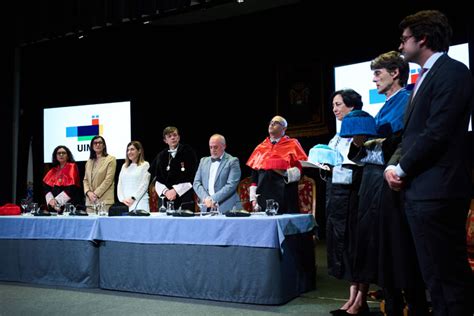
left=163, top=126, right=178, bottom=138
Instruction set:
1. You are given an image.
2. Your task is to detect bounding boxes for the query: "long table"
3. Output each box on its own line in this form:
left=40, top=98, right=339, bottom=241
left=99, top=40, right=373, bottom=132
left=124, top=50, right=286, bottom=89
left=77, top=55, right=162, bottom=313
left=0, top=216, right=99, bottom=288
left=0, top=214, right=316, bottom=304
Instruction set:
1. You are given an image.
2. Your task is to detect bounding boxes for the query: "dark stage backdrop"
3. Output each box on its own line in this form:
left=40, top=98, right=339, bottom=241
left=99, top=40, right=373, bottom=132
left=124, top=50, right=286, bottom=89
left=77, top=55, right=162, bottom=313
left=13, top=2, right=474, bottom=237
left=16, top=4, right=336, bottom=234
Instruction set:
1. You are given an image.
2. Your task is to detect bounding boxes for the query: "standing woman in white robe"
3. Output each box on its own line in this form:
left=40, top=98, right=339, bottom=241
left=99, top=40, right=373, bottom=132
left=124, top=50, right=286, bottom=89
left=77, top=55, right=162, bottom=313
left=117, top=141, right=150, bottom=212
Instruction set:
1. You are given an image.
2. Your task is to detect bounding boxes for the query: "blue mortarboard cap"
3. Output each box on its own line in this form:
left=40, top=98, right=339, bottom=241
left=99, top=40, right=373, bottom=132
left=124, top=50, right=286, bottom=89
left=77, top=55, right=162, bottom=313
left=340, top=110, right=377, bottom=138
left=308, top=144, right=343, bottom=166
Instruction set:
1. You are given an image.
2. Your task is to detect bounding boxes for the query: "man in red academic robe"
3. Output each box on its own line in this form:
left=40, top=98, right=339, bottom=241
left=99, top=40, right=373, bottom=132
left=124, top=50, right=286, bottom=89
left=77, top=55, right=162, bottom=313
left=246, top=116, right=307, bottom=214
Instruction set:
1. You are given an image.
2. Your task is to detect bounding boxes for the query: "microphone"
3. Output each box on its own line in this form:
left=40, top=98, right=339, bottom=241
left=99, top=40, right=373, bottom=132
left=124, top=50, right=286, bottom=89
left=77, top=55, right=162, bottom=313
left=129, top=176, right=156, bottom=216
left=178, top=200, right=195, bottom=211
left=173, top=200, right=196, bottom=217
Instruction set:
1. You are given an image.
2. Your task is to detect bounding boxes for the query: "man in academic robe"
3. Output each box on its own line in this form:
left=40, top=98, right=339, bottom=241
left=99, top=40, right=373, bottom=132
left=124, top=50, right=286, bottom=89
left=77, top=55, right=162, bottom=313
left=246, top=115, right=308, bottom=214
left=149, top=126, right=198, bottom=211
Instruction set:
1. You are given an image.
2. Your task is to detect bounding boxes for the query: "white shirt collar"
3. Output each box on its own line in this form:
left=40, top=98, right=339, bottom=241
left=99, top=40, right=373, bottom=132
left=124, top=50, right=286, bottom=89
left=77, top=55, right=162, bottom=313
left=386, top=87, right=403, bottom=101
left=168, top=145, right=179, bottom=157
left=211, top=154, right=224, bottom=163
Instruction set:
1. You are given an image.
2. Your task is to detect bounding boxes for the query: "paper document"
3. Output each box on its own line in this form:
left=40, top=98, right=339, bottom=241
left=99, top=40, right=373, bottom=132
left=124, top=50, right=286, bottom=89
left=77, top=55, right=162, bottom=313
left=300, top=160, right=331, bottom=171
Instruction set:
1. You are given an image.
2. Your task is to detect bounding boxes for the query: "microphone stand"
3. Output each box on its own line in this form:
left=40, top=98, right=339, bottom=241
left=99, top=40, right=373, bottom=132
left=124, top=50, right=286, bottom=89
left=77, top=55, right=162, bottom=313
left=171, top=200, right=196, bottom=217
left=129, top=176, right=155, bottom=216
left=175, top=200, right=196, bottom=215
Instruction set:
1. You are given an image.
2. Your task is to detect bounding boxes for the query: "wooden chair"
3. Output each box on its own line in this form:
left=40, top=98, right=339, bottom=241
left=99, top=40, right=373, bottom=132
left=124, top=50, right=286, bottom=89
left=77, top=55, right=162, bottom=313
left=298, top=175, right=317, bottom=218
left=467, top=200, right=474, bottom=272
left=237, top=176, right=253, bottom=211
left=149, top=182, right=158, bottom=212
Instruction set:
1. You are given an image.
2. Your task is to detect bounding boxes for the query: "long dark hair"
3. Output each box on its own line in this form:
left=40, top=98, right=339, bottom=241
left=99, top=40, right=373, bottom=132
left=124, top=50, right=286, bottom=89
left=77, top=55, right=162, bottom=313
left=51, top=145, right=75, bottom=167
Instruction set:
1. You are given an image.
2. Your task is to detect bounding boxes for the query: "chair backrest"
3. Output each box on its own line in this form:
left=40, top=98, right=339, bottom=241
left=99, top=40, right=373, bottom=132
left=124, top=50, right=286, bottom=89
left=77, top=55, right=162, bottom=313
left=298, top=175, right=316, bottom=218
left=467, top=207, right=474, bottom=272
left=149, top=183, right=158, bottom=212
left=237, top=176, right=253, bottom=211
left=236, top=175, right=316, bottom=217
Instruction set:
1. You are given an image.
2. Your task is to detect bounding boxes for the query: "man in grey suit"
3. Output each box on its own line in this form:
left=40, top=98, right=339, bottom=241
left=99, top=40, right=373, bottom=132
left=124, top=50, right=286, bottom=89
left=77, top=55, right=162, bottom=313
left=193, top=134, right=241, bottom=213
left=385, top=10, right=473, bottom=316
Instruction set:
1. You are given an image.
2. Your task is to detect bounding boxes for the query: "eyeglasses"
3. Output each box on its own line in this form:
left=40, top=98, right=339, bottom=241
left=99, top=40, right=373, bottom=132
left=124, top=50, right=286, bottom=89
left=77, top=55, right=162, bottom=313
left=269, top=120, right=283, bottom=126
left=93, top=141, right=104, bottom=145
left=400, top=35, right=414, bottom=43
left=57, top=152, right=67, bottom=156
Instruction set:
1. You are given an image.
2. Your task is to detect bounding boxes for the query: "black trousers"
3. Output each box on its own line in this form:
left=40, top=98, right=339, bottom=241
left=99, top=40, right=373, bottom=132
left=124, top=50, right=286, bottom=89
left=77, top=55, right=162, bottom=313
left=404, top=198, right=473, bottom=316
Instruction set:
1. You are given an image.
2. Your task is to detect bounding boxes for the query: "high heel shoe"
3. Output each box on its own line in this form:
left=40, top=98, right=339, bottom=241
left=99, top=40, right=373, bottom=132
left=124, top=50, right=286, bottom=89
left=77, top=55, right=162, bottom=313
left=329, top=309, right=348, bottom=315
left=344, top=302, right=370, bottom=316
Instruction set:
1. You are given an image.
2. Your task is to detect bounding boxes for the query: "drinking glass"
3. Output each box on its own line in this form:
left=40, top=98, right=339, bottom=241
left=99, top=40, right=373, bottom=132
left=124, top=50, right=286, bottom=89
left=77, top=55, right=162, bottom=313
left=211, top=201, right=221, bottom=216
left=93, top=200, right=100, bottom=215
left=265, top=199, right=279, bottom=216
left=55, top=200, right=63, bottom=215
left=29, top=202, right=39, bottom=216
left=198, top=202, right=207, bottom=216
left=166, top=201, right=175, bottom=214
left=98, top=201, right=107, bottom=216
left=20, top=199, right=29, bottom=216
left=159, top=196, right=167, bottom=213
left=63, top=203, right=72, bottom=216
left=68, top=204, right=77, bottom=216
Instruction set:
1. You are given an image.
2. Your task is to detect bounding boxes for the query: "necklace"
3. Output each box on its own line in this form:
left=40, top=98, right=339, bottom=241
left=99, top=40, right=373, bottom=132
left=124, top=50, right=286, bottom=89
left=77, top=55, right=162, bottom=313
left=166, top=153, right=171, bottom=171
left=166, top=152, right=185, bottom=172
left=56, top=165, right=65, bottom=184
left=166, top=145, right=178, bottom=171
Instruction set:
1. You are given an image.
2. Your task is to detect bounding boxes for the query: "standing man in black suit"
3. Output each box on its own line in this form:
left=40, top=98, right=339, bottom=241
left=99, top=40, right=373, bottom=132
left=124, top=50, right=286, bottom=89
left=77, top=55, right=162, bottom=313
left=385, top=10, right=473, bottom=316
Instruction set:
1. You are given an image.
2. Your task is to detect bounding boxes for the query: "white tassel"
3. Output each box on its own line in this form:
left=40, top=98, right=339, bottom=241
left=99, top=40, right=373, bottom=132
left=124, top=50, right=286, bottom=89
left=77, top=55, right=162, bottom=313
left=286, top=167, right=301, bottom=183
left=249, top=185, right=257, bottom=202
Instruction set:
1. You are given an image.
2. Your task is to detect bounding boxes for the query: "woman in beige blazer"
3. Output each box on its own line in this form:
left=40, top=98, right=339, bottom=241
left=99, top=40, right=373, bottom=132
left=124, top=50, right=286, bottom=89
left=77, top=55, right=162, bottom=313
left=84, top=136, right=116, bottom=211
